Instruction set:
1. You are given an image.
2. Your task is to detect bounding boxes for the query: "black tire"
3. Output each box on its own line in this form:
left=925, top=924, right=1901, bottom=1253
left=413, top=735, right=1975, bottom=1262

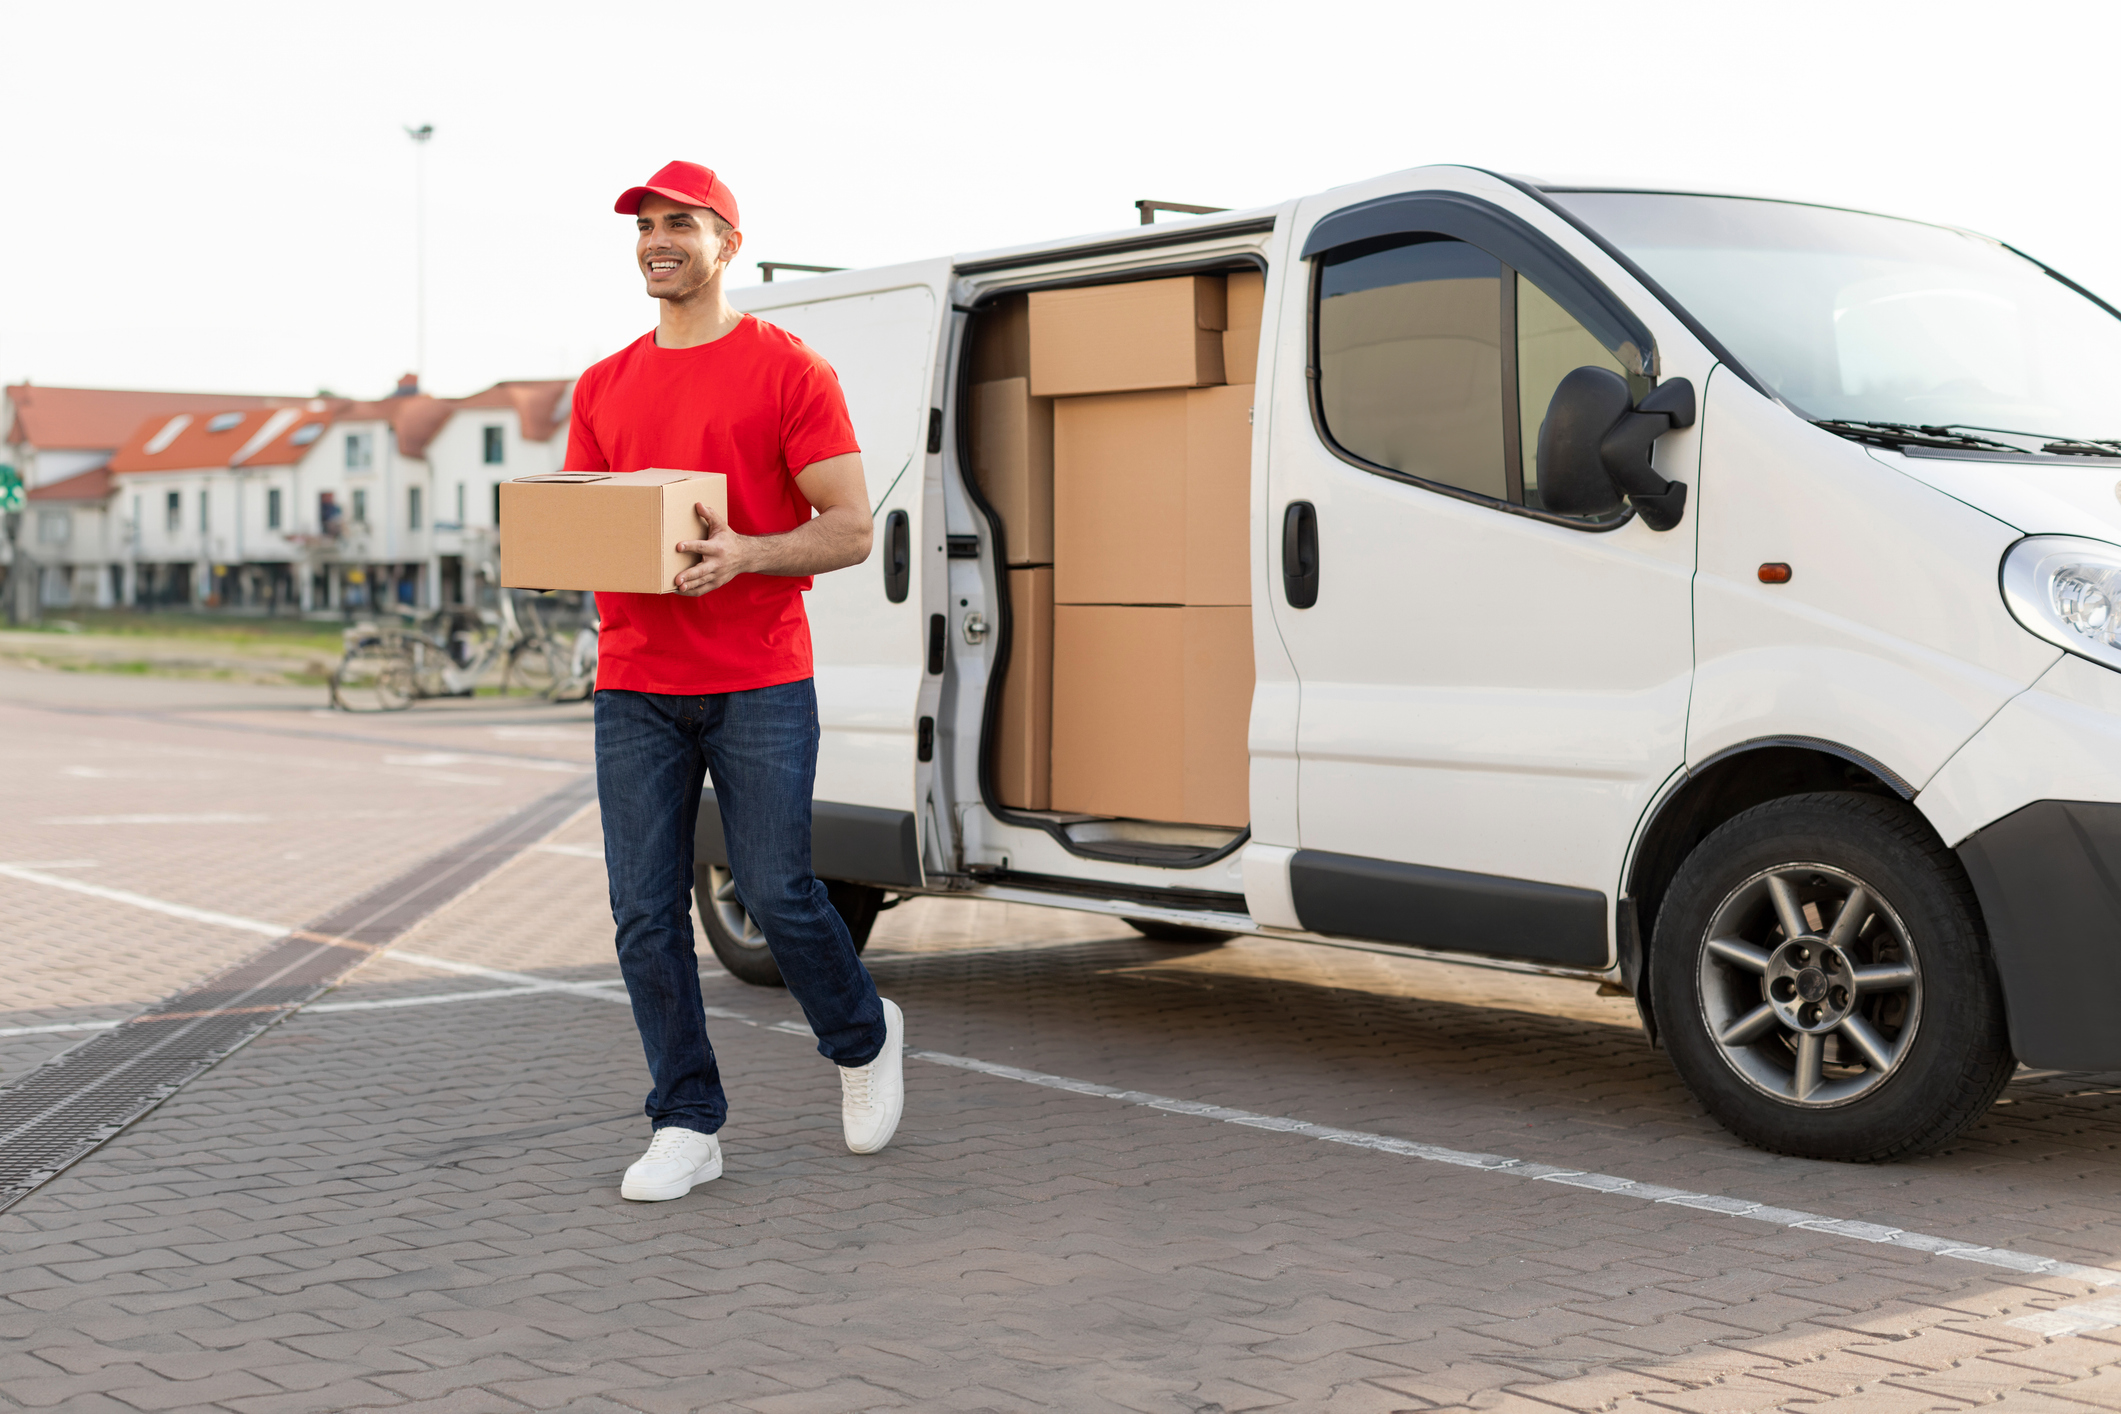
left=1125, top=918, right=1231, bottom=944
left=695, top=863, right=879, bottom=988
left=1649, top=791, right=2012, bottom=1162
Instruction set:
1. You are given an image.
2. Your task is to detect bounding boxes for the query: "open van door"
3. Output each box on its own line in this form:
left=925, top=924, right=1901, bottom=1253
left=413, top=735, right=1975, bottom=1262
left=705, top=262, right=954, bottom=891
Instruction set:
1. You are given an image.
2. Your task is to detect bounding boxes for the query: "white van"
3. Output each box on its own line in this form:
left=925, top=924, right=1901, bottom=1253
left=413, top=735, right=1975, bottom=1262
left=694, top=164, right=2121, bottom=1164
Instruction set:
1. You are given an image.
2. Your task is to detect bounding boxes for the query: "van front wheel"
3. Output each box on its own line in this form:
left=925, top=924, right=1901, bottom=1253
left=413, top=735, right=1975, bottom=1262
left=694, top=864, right=879, bottom=988
left=1649, top=792, right=2012, bottom=1162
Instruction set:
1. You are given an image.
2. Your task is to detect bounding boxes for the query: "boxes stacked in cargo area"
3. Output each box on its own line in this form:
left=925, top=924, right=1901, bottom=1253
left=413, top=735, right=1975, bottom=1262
left=970, top=271, right=1265, bottom=828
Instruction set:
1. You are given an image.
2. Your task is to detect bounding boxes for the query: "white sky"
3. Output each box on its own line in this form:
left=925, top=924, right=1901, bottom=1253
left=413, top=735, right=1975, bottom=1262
left=6, top=0, right=2116, bottom=404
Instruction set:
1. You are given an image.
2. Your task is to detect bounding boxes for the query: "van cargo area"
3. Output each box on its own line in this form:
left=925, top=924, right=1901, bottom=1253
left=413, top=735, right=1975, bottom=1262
left=966, top=271, right=1264, bottom=864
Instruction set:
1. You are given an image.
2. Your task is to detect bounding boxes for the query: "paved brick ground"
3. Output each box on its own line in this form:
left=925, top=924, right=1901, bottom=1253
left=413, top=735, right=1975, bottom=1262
left=7, top=670, right=2121, bottom=1411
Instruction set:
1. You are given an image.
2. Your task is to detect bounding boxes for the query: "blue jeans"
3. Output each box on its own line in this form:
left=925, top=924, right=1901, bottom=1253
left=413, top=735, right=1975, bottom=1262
left=595, top=680, right=886, bottom=1134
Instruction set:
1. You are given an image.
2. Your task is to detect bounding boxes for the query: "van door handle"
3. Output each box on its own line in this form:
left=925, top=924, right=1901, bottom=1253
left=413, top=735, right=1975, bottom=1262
left=1282, top=501, right=1318, bottom=608
left=883, top=509, right=910, bottom=603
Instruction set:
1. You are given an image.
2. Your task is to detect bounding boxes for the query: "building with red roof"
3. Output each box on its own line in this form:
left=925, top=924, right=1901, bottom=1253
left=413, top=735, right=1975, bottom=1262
left=33, top=376, right=575, bottom=613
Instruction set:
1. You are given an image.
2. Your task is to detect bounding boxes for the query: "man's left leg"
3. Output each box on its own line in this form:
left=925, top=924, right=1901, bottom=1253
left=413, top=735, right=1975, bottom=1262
left=703, top=678, right=903, bottom=1153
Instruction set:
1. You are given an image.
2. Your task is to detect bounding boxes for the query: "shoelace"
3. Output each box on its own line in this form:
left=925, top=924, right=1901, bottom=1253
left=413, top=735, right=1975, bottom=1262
left=840, top=1062, right=874, bottom=1111
left=644, top=1128, right=696, bottom=1161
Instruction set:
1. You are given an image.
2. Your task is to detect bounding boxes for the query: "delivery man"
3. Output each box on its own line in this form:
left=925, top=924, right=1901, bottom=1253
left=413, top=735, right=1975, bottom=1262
left=566, top=161, right=903, bottom=1202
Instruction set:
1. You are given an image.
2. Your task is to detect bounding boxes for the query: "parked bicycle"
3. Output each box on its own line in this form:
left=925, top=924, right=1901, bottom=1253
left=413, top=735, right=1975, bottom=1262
left=329, top=590, right=596, bottom=711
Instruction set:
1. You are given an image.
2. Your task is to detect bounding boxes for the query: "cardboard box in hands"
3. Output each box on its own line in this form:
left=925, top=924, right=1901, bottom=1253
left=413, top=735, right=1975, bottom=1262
left=499, top=470, right=728, bottom=594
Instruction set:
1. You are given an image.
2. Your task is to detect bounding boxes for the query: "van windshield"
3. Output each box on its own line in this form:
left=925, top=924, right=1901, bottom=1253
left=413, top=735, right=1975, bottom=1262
left=1550, top=191, right=2121, bottom=447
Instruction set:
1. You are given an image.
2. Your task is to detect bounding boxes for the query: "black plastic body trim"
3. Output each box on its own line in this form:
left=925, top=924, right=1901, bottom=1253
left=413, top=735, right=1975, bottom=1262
left=1289, top=849, right=1609, bottom=967
left=954, top=215, right=1277, bottom=276
left=1956, top=799, right=2121, bottom=1070
left=976, top=869, right=1247, bottom=914
left=1684, top=734, right=1915, bottom=801
left=1303, top=191, right=1657, bottom=378
left=696, top=791, right=923, bottom=890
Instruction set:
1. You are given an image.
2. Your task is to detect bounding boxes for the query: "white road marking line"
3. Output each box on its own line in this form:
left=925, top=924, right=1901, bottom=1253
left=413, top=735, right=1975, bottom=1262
left=11, top=860, right=2121, bottom=1303
left=0, top=865, right=287, bottom=936
left=906, top=1047, right=2121, bottom=1292
left=40, top=814, right=271, bottom=826
left=530, top=843, right=604, bottom=860
left=310, top=982, right=624, bottom=1014
left=2013, top=1295, right=2121, bottom=1336
left=0, top=1020, right=122, bottom=1039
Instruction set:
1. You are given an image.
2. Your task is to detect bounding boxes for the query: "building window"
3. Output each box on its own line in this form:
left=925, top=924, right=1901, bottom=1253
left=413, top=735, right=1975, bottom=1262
left=492, top=484, right=502, bottom=526
left=166, top=491, right=181, bottom=532
left=199, top=489, right=211, bottom=533
left=346, top=432, right=373, bottom=470
left=352, top=488, right=368, bottom=524
left=408, top=486, right=423, bottom=531
left=320, top=491, right=342, bottom=537
left=266, top=487, right=283, bottom=530
left=483, top=426, right=504, bottom=464
left=455, top=482, right=466, bottom=525
left=36, top=510, right=71, bottom=544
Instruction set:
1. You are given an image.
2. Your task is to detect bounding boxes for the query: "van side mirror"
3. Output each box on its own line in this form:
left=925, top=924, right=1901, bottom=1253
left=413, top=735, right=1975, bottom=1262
left=1535, top=368, right=1695, bottom=531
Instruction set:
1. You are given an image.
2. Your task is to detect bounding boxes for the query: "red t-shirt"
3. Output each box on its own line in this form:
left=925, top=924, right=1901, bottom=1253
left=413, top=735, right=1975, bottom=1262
left=565, top=316, right=861, bottom=694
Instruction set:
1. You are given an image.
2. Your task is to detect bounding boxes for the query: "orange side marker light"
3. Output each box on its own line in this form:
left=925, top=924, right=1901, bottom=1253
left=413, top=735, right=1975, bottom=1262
left=1758, top=562, right=1792, bottom=584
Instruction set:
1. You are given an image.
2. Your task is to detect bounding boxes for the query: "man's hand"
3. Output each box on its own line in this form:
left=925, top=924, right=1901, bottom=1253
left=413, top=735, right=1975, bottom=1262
left=674, top=502, right=749, bottom=596
left=669, top=453, right=873, bottom=596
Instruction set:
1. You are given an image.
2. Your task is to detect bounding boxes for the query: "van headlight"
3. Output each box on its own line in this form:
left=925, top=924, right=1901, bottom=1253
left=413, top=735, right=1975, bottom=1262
left=2001, top=535, right=2121, bottom=671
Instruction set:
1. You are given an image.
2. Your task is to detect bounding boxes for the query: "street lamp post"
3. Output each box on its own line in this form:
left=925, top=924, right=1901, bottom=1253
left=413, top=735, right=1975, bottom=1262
left=405, top=124, right=434, bottom=385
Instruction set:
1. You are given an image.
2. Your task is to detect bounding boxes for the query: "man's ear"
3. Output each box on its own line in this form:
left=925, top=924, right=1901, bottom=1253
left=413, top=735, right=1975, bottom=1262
left=714, top=226, right=745, bottom=271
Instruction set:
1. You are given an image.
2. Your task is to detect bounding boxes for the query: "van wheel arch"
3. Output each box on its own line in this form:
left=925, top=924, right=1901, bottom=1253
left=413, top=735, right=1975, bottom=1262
left=1628, top=741, right=1912, bottom=1041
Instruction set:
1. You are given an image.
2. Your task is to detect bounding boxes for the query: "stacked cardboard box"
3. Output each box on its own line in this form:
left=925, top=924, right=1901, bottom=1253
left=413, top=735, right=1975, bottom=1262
left=1018, top=273, right=1257, bottom=828
left=968, top=295, right=1059, bottom=810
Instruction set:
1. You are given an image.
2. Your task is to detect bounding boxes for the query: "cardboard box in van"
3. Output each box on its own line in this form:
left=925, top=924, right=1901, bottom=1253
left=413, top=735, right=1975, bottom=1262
left=499, top=469, right=726, bottom=594
left=994, top=567, right=1054, bottom=809
left=1028, top=275, right=1228, bottom=397
left=1224, top=270, right=1265, bottom=386
left=1049, top=604, right=1252, bottom=827
left=1052, top=384, right=1252, bottom=606
left=970, top=293, right=1030, bottom=384
left=971, top=378, right=1054, bottom=566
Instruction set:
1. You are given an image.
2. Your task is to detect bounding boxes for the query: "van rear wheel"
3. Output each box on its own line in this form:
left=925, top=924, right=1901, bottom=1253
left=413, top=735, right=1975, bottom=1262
left=1650, top=792, right=2012, bottom=1162
left=694, top=864, right=879, bottom=988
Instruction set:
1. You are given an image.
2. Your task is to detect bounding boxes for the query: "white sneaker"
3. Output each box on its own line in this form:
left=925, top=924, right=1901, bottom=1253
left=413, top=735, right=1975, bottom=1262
left=840, top=998, right=904, bottom=1154
left=619, top=1126, right=722, bottom=1201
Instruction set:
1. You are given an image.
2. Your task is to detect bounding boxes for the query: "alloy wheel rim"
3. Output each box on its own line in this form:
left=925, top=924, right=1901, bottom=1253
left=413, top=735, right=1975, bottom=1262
left=708, top=865, right=769, bottom=952
left=1696, top=862, right=1923, bottom=1108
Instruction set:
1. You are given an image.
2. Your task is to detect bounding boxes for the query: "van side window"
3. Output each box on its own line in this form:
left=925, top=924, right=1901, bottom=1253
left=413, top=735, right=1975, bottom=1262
left=1316, top=238, right=1505, bottom=501
left=1517, top=275, right=1629, bottom=513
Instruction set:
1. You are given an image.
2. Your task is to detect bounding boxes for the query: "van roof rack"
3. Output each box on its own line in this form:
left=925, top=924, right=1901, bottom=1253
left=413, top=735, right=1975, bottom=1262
left=758, top=261, right=846, bottom=283
left=1135, top=199, right=1228, bottom=226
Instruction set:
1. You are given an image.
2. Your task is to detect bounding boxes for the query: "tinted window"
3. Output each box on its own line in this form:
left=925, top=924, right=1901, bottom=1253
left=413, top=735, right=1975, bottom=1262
left=1317, top=238, right=1504, bottom=500
left=1517, top=275, right=1629, bottom=512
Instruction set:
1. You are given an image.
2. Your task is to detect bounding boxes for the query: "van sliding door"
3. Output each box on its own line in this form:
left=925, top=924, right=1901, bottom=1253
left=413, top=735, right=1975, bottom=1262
left=725, top=270, right=952, bottom=888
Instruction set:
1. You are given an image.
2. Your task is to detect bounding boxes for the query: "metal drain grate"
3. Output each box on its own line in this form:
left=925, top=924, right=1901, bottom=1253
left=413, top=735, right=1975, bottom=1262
left=0, top=773, right=597, bottom=1211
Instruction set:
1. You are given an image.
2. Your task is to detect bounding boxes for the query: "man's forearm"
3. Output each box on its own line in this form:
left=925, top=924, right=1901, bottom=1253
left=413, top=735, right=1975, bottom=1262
left=733, top=505, right=872, bottom=577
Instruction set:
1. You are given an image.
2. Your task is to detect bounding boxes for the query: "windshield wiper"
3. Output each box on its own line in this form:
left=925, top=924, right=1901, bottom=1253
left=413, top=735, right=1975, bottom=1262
left=1812, top=420, right=2027, bottom=454
left=1937, top=423, right=2121, bottom=459
left=2036, top=437, right=2121, bottom=458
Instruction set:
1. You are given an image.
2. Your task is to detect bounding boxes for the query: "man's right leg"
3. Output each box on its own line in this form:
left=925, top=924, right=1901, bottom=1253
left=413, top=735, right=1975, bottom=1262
left=595, top=689, right=728, bottom=1144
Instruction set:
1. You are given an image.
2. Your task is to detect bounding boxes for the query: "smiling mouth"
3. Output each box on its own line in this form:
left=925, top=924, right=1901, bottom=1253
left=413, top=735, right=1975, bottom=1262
left=646, top=258, right=682, bottom=276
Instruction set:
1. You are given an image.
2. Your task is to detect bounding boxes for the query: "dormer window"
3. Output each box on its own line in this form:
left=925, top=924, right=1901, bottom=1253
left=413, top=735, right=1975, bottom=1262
left=207, top=412, right=244, bottom=433
left=290, top=422, right=324, bottom=447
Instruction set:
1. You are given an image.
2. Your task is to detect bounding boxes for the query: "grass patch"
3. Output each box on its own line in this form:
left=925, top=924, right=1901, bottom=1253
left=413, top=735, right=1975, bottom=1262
left=21, top=608, right=345, bottom=652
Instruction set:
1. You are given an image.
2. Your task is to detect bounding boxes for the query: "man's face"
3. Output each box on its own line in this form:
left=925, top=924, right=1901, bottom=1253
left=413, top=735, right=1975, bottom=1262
left=636, top=194, right=740, bottom=302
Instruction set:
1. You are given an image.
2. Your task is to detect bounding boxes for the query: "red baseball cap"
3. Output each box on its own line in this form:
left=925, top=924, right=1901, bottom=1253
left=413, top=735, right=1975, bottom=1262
left=614, top=161, right=740, bottom=230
